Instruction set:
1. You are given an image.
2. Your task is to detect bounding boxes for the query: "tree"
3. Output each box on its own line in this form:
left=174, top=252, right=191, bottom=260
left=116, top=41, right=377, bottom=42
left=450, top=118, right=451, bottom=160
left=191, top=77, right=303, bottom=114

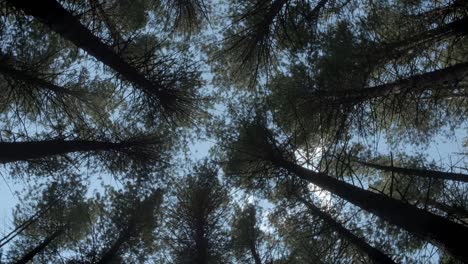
left=13, top=226, right=66, bottom=264
left=222, top=120, right=468, bottom=261
left=165, top=162, right=230, bottom=263
left=0, top=137, right=163, bottom=167
left=1, top=0, right=466, bottom=263
left=0, top=52, right=92, bottom=117
left=231, top=204, right=264, bottom=264
left=292, top=192, right=396, bottom=264
left=95, top=189, right=163, bottom=263
left=6, top=0, right=202, bottom=122
left=4, top=174, right=95, bottom=263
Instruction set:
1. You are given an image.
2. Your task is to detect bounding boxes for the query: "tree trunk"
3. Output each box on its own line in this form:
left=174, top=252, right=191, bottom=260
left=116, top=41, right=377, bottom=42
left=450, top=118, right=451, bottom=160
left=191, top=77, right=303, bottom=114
left=97, top=192, right=161, bottom=263
left=0, top=139, right=123, bottom=163
left=425, top=199, right=468, bottom=220
left=357, top=160, right=468, bottom=183
left=249, top=241, right=262, bottom=264
left=269, top=155, right=468, bottom=262
left=388, top=16, right=468, bottom=51
left=194, top=208, right=209, bottom=264
left=96, top=228, right=132, bottom=264
left=315, top=61, right=468, bottom=104
left=0, top=204, right=53, bottom=248
left=14, top=227, right=65, bottom=264
left=296, top=196, right=396, bottom=264
left=6, top=0, right=173, bottom=107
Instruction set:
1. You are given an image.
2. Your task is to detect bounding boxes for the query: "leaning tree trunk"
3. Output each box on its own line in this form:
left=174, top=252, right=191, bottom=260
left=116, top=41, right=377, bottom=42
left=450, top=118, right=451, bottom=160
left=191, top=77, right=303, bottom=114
left=363, top=16, right=468, bottom=67
left=14, top=227, right=65, bottom=264
left=0, top=204, right=53, bottom=248
left=268, top=155, right=468, bottom=262
left=357, top=160, right=468, bottom=183
left=96, top=227, right=133, bottom=264
left=6, top=0, right=175, bottom=108
left=0, top=139, right=127, bottom=163
left=425, top=199, right=468, bottom=220
left=388, top=16, right=468, bottom=52
left=97, top=191, right=161, bottom=263
left=314, top=61, right=468, bottom=104
left=296, top=196, right=396, bottom=264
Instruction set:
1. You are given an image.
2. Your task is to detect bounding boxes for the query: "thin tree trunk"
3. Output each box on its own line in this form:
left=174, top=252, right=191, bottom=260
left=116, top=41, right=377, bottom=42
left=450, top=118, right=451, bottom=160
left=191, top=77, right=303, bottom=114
left=249, top=241, right=262, bottom=264
left=247, top=217, right=262, bottom=264
left=269, top=155, right=468, bottom=261
left=0, top=204, right=54, bottom=249
left=357, top=160, right=468, bottom=183
left=314, top=61, right=468, bottom=103
left=194, top=205, right=209, bottom=264
left=97, top=191, right=162, bottom=263
left=296, top=196, right=396, bottom=264
left=380, top=16, right=468, bottom=57
left=14, top=227, right=65, bottom=264
left=0, top=139, right=123, bottom=163
left=6, top=0, right=173, bottom=106
left=96, top=228, right=132, bottom=264
left=425, top=199, right=468, bottom=220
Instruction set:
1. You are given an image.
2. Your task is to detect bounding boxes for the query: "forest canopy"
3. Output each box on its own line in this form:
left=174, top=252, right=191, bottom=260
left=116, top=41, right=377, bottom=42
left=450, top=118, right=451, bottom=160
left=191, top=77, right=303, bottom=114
left=0, top=0, right=467, bottom=263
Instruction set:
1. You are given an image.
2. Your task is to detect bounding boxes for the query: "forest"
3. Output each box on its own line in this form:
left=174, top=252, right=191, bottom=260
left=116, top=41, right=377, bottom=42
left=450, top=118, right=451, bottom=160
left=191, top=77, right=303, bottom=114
left=0, top=0, right=467, bottom=263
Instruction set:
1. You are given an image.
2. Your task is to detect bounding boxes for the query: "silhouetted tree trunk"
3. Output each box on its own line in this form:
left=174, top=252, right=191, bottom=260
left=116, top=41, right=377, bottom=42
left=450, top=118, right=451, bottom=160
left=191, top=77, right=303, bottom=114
left=192, top=193, right=210, bottom=264
left=386, top=16, right=468, bottom=52
left=0, top=205, right=54, bottom=248
left=97, top=191, right=162, bottom=263
left=357, top=160, right=468, bottom=183
left=314, top=62, right=468, bottom=104
left=268, top=155, right=468, bottom=261
left=425, top=199, right=468, bottom=220
left=0, top=139, right=127, bottom=163
left=295, top=196, right=396, bottom=264
left=96, top=227, right=133, bottom=264
left=14, top=226, right=65, bottom=264
left=249, top=237, right=262, bottom=264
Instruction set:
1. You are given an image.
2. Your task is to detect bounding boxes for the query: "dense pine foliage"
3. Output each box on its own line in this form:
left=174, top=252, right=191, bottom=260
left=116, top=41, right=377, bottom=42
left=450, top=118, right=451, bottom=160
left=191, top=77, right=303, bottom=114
left=0, top=0, right=467, bottom=263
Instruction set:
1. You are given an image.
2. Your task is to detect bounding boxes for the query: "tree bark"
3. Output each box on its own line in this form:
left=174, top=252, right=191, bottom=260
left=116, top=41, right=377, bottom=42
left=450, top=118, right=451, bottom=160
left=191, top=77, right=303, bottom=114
left=0, top=139, right=123, bottom=163
left=314, top=61, right=468, bottom=104
left=296, top=196, right=396, bottom=264
left=269, top=155, right=468, bottom=262
left=357, top=160, right=468, bottom=183
left=14, top=227, right=65, bottom=264
left=6, top=0, right=173, bottom=107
